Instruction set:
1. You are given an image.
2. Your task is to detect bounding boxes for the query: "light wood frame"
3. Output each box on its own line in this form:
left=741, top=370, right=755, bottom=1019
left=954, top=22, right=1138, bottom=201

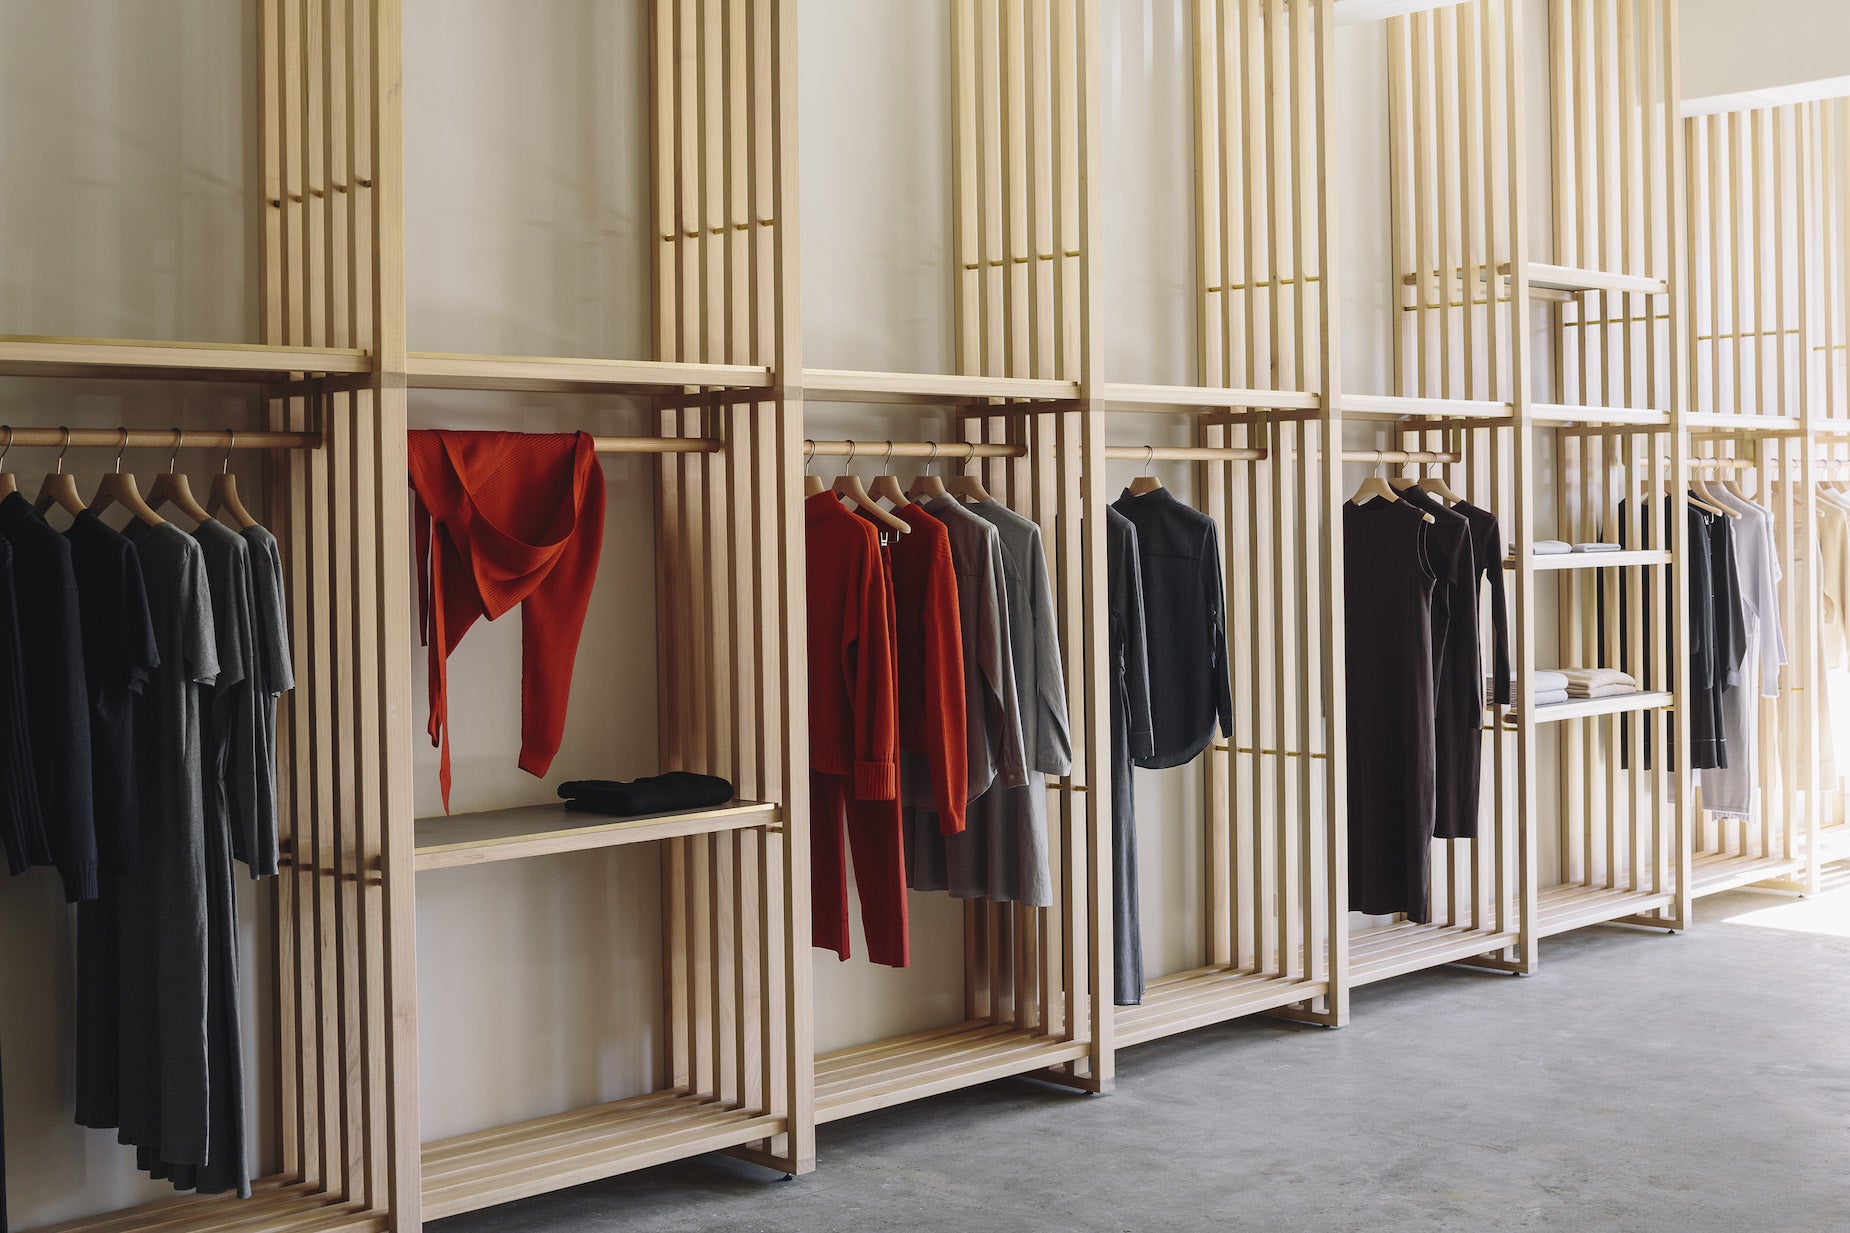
left=18, top=4, right=1845, bottom=1233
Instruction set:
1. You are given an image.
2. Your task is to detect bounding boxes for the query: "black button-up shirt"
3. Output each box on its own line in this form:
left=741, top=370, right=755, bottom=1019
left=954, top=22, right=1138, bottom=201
left=1110, top=487, right=1234, bottom=769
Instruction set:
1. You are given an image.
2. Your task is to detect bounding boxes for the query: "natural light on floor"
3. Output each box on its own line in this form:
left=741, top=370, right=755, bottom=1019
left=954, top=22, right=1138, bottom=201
left=1718, top=864, right=1850, bottom=938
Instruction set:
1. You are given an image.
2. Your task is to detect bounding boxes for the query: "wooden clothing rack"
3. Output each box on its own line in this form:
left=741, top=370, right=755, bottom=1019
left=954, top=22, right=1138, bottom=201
left=5, top=2, right=1846, bottom=1231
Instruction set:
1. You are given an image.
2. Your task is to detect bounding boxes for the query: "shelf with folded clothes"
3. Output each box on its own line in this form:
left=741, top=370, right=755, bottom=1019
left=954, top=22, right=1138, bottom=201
left=1499, top=690, right=1674, bottom=724
left=413, top=799, right=778, bottom=873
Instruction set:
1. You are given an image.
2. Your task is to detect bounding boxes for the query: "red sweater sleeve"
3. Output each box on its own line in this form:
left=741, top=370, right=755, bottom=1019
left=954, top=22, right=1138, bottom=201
left=846, top=526, right=900, bottom=800
left=921, top=535, right=969, bottom=833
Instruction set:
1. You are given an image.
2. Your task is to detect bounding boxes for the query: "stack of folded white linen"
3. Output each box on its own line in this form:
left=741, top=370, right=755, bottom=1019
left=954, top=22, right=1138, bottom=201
left=1572, top=542, right=1622, bottom=553
left=1486, top=670, right=1570, bottom=706
left=1556, top=666, right=1637, bottom=699
left=1532, top=539, right=1572, bottom=555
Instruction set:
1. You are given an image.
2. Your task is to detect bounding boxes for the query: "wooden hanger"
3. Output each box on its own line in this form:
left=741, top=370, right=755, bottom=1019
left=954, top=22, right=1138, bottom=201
left=148, top=429, right=214, bottom=525
left=1350, top=453, right=1401, bottom=506
left=830, top=441, right=910, bottom=533
left=867, top=440, right=909, bottom=509
left=33, top=428, right=87, bottom=519
left=1126, top=445, right=1164, bottom=496
left=945, top=443, right=994, bottom=503
left=207, top=429, right=259, bottom=529
left=0, top=426, right=20, bottom=500
left=1418, top=462, right=1466, bottom=505
left=1690, top=463, right=1740, bottom=518
left=802, top=441, right=825, bottom=496
left=907, top=441, right=948, bottom=501
left=91, top=427, right=163, bottom=526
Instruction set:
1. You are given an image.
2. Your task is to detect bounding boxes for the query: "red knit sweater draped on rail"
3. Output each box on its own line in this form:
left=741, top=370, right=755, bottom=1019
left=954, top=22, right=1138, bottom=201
left=409, top=430, right=605, bottom=811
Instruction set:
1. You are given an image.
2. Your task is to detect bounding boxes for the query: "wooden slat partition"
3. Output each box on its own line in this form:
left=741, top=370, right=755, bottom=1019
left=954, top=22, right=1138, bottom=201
left=1367, top=0, right=1527, bottom=984
left=811, top=0, right=1110, bottom=1120
left=1520, top=0, right=1689, bottom=943
left=1677, top=99, right=1818, bottom=897
left=1110, top=0, right=1342, bottom=1043
left=1373, top=0, right=1691, bottom=973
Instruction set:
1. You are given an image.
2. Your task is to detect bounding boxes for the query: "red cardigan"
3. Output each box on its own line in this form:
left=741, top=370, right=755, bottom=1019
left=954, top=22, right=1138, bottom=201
left=862, top=503, right=968, bottom=832
left=806, top=493, right=898, bottom=799
left=409, top=430, right=604, bottom=810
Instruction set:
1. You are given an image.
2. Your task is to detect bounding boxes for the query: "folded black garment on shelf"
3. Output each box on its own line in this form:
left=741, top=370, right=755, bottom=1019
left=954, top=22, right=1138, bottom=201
left=557, top=772, right=735, bottom=816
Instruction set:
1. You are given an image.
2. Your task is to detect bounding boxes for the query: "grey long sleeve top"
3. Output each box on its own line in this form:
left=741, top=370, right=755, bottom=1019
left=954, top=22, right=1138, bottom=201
left=968, top=498, right=1071, bottom=778
left=1110, top=487, right=1234, bottom=769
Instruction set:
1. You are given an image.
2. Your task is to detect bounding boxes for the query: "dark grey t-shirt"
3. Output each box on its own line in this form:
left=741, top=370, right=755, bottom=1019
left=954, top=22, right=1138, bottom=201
left=119, top=519, right=218, bottom=1166
left=193, top=520, right=259, bottom=874
left=240, top=523, right=294, bottom=877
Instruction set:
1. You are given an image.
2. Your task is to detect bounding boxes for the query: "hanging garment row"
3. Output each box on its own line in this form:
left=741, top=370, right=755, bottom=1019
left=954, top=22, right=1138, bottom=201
left=1692, top=476, right=1786, bottom=820
left=0, top=430, right=294, bottom=1215
left=1611, top=480, right=1769, bottom=781
left=803, top=440, right=1070, bottom=969
left=1106, top=461, right=1233, bottom=1007
left=1343, top=462, right=1509, bottom=925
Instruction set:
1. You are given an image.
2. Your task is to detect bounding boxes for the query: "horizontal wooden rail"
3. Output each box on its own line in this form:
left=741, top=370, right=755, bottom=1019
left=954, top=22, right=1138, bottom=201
left=0, top=426, right=321, bottom=451
left=804, top=438, right=1026, bottom=459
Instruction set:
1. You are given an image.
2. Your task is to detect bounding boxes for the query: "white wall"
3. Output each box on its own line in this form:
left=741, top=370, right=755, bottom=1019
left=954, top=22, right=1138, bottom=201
left=1680, top=0, right=1850, bottom=102
left=2, top=1, right=1823, bottom=1226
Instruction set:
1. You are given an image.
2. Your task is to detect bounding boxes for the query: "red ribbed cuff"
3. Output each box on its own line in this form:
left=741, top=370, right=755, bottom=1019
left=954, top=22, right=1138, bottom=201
left=854, top=759, right=898, bottom=801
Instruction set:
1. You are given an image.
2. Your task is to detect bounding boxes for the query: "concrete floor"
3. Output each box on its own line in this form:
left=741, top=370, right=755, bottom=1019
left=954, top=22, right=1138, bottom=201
left=435, top=879, right=1850, bottom=1233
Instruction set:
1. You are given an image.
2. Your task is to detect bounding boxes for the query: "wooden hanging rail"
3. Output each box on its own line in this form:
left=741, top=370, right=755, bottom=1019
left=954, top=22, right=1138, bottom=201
left=0, top=426, right=321, bottom=450
left=590, top=435, right=723, bottom=454
left=803, top=438, right=1027, bottom=459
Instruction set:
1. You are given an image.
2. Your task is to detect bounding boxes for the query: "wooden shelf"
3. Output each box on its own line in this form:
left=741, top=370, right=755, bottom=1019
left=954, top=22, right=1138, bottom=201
left=421, top=1090, right=784, bottom=1221
left=1338, top=393, right=1511, bottom=421
left=1348, top=921, right=1519, bottom=986
left=31, top=1179, right=386, bottom=1233
left=1531, top=401, right=1671, bottom=427
left=1508, top=549, right=1670, bottom=570
left=815, top=1021, right=1090, bottom=1123
left=1525, top=262, right=1668, bottom=296
left=1690, top=851, right=1805, bottom=898
left=1686, top=411, right=1803, bottom=432
left=406, top=351, right=772, bottom=395
left=414, top=801, right=777, bottom=872
left=1535, top=882, right=1675, bottom=938
left=1114, top=968, right=1326, bottom=1046
left=800, top=367, right=1079, bottom=405
left=0, top=334, right=369, bottom=383
left=1097, top=382, right=1319, bottom=414
left=1511, top=690, right=1674, bottom=724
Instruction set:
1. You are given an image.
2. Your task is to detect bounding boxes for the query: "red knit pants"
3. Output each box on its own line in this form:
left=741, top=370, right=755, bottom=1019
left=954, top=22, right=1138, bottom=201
left=810, top=771, right=909, bottom=967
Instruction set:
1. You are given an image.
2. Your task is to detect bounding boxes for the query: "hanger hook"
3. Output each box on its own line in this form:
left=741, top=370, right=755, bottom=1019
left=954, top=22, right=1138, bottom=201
left=803, top=439, right=815, bottom=473
left=844, top=439, right=858, bottom=470
left=115, top=427, right=129, bottom=473
left=169, top=428, right=184, bottom=474
left=1374, top=451, right=1385, bottom=478
left=962, top=442, right=978, bottom=472
left=882, top=440, right=895, bottom=472
left=0, top=425, right=11, bottom=469
left=925, top=441, right=939, bottom=475
left=1143, top=444, right=1155, bottom=473
left=56, top=426, right=71, bottom=474
left=223, top=429, right=236, bottom=474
